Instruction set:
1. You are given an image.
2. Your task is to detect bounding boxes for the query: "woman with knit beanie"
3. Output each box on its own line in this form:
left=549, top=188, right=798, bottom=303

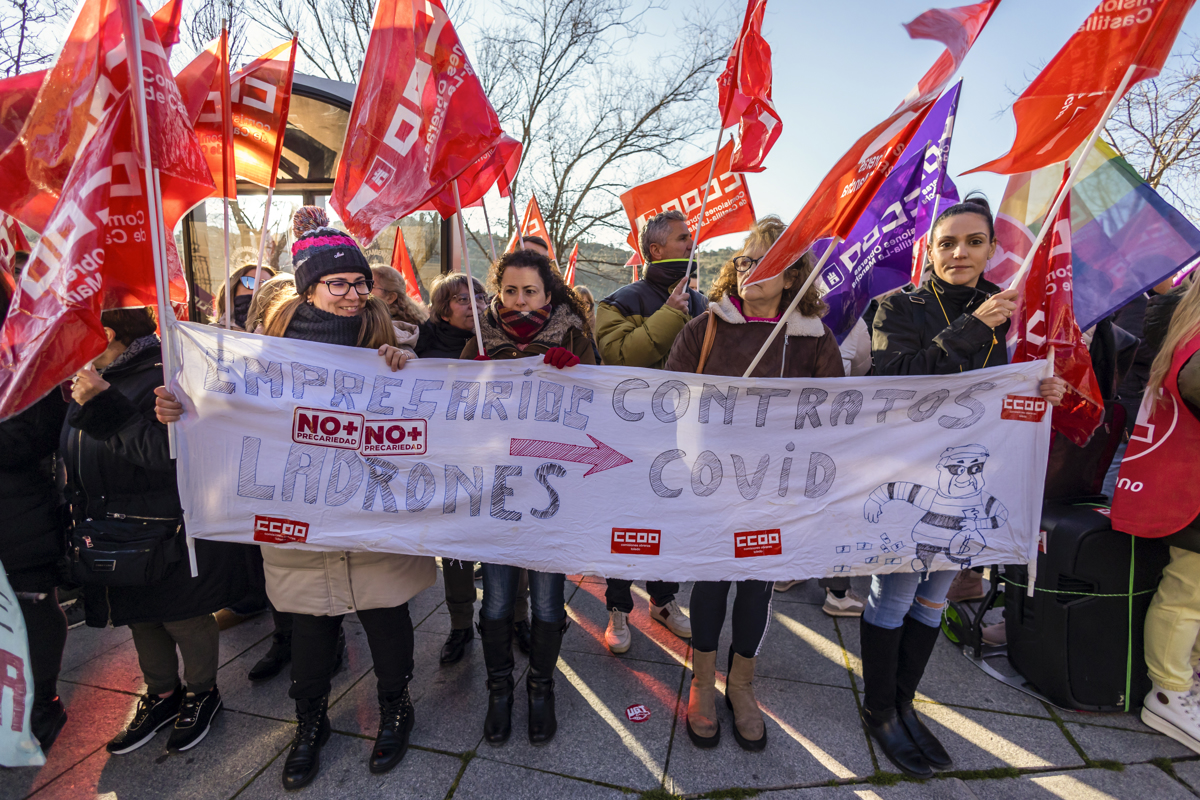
left=460, top=248, right=594, bottom=747
left=156, top=207, right=435, bottom=790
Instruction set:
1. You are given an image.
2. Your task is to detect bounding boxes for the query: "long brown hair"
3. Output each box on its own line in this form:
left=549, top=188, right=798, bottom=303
left=263, top=285, right=397, bottom=348
left=488, top=249, right=593, bottom=334
left=370, top=265, right=429, bottom=325
left=212, top=264, right=277, bottom=324
left=1147, top=274, right=1200, bottom=406
left=709, top=216, right=827, bottom=318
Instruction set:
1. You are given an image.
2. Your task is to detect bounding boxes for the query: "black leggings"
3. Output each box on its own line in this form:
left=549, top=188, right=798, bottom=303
left=690, top=580, right=774, bottom=658
left=289, top=604, right=413, bottom=700
left=18, top=589, right=67, bottom=702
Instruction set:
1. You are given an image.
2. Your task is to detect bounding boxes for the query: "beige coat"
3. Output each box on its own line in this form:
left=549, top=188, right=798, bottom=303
left=261, top=546, right=435, bottom=616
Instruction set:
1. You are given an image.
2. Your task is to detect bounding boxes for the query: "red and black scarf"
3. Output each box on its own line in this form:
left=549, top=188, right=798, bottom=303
left=494, top=299, right=553, bottom=347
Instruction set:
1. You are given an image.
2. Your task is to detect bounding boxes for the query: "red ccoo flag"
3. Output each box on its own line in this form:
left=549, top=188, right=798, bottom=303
left=391, top=227, right=425, bottom=304
left=1009, top=170, right=1103, bottom=446
left=0, top=213, right=30, bottom=275
left=193, top=29, right=237, bottom=201
left=505, top=195, right=556, bottom=259
left=968, top=0, right=1196, bottom=176
left=174, top=44, right=223, bottom=126
left=564, top=243, right=578, bottom=285
left=718, top=0, right=781, bottom=173
left=621, top=140, right=756, bottom=258
left=743, top=0, right=999, bottom=287
left=231, top=38, right=298, bottom=189
left=417, top=134, right=521, bottom=217
left=332, top=0, right=504, bottom=244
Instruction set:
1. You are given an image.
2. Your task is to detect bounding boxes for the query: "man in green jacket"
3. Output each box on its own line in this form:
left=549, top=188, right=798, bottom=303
left=594, top=210, right=707, bottom=654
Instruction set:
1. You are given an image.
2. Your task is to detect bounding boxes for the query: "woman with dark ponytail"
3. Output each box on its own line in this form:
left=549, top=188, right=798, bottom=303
left=865, top=195, right=1066, bottom=777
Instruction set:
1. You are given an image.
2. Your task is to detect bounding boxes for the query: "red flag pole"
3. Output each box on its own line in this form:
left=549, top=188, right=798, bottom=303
left=453, top=183, right=486, bottom=357
left=741, top=235, right=842, bottom=378
left=1006, top=64, right=1137, bottom=292
left=126, top=0, right=178, bottom=457
left=682, top=125, right=724, bottom=287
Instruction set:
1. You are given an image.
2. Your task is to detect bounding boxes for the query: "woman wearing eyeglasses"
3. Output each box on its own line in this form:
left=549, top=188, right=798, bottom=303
left=415, top=272, right=490, bottom=359
left=665, top=216, right=844, bottom=752
left=211, top=264, right=276, bottom=330
left=157, top=216, right=434, bottom=789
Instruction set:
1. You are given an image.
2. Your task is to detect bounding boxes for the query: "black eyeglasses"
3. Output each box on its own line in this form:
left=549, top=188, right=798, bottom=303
left=945, top=464, right=984, bottom=475
left=239, top=275, right=256, bottom=290
left=319, top=279, right=374, bottom=296
left=733, top=255, right=761, bottom=273
left=452, top=293, right=489, bottom=306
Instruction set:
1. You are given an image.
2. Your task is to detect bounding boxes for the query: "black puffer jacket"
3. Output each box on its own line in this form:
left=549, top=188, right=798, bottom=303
left=415, top=317, right=475, bottom=358
left=61, top=342, right=249, bottom=627
left=872, top=275, right=1010, bottom=376
left=0, top=391, right=67, bottom=592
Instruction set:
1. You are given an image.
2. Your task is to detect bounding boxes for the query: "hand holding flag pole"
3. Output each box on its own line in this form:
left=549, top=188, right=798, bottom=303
left=453, top=182, right=487, bottom=357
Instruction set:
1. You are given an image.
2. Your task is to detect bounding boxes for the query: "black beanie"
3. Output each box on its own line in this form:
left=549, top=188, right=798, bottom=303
left=291, top=226, right=372, bottom=295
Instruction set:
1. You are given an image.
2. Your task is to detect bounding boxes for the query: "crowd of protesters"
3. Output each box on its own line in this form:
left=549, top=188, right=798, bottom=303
left=4, top=195, right=1200, bottom=790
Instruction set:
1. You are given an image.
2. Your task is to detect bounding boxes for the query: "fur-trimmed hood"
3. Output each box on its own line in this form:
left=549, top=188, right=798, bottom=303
left=479, top=302, right=588, bottom=353
left=709, top=295, right=826, bottom=338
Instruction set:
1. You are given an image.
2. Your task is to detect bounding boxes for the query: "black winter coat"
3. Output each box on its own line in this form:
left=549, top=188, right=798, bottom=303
left=0, top=391, right=67, bottom=591
left=61, top=343, right=249, bottom=627
left=872, top=276, right=1010, bottom=376
left=415, top=317, right=475, bottom=359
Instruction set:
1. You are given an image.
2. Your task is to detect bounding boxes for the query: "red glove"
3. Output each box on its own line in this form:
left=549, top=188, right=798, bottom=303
left=473, top=354, right=491, bottom=361
left=543, top=347, right=580, bottom=369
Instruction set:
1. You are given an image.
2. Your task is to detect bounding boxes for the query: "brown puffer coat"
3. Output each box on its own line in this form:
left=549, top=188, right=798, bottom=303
left=665, top=295, right=845, bottom=379
left=459, top=303, right=597, bottom=363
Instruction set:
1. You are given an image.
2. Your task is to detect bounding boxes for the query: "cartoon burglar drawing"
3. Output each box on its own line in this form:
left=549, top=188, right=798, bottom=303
left=863, top=444, right=1007, bottom=573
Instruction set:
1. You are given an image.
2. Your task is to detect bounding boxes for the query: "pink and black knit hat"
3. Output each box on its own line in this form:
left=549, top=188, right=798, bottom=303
left=290, top=209, right=372, bottom=295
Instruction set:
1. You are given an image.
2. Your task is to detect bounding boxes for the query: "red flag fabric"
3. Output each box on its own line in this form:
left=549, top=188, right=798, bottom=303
left=391, top=227, right=424, bottom=304
left=717, top=0, right=781, bottom=172
left=0, top=72, right=45, bottom=156
left=0, top=214, right=30, bottom=274
left=1009, top=173, right=1104, bottom=447
left=968, top=1, right=1195, bottom=176
left=193, top=30, right=237, bottom=200
left=620, top=139, right=756, bottom=258
left=175, top=43, right=223, bottom=126
left=231, top=38, right=298, bottom=188
left=332, top=0, right=504, bottom=244
left=416, top=134, right=521, bottom=217
left=564, top=243, right=578, bottom=285
left=0, top=0, right=212, bottom=233
left=505, top=195, right=556, bottom=259
left=742, top=0, right=999, bottom=287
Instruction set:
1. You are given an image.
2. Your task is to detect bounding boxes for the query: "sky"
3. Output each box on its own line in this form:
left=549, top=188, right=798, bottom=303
left=457, top=0, right=1200, bottom=253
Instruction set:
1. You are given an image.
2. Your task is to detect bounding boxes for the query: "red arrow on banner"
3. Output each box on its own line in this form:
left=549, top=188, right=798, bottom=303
left=509, top=435, right=633, bottom=476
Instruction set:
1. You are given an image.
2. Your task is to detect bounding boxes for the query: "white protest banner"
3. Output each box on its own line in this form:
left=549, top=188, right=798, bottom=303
left=174, top=322, right=1052, bottom=582
left=0, top=563, right=45, bottom=767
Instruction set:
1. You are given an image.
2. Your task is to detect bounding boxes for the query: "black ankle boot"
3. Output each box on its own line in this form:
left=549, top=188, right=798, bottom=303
left=369, top=687, right=414, bottom=774
left=30, top=695, right=67, bottom=753
left=527, top=617, right=568, bottom=745
left=859, top=619, right=931, bottom=779
left=896, top=617, right=952, bottom=770
left=479, top=615, right=515, bottom=744
left=282, top=696, right=331, bottom=790
left=248, top=632, right=292, bottom=682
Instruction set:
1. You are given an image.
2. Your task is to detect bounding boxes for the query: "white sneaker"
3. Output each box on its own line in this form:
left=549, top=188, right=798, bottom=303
left=1142, top=684, right=1200, bottom=755
left=774, top=580, right=804, bottom=592
left=649, top=599, right=692, bottom=639
left=822, top=589, right=865, bottom=617
left=605, top=610, right=631, bottom=654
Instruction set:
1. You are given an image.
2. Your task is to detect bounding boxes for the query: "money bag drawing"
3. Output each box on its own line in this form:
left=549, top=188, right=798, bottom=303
left=863, top=444, right=1007, bottom=572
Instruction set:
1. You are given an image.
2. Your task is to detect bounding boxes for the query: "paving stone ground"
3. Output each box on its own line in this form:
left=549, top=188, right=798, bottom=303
left=1, top=570, right=1196, bottom=799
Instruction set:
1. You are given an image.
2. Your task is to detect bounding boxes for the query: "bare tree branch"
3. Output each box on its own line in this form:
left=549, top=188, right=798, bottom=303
left=0, top=0, right=66, bottom=77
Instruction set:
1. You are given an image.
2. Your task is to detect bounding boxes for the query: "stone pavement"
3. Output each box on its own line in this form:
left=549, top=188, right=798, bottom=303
left=1, top=571, right=1198, bottom=800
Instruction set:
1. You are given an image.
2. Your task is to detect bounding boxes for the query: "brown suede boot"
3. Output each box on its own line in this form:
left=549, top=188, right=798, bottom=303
left=686, top=649, right=719, bottom=748
left=725, top=653, right=766, bottom=751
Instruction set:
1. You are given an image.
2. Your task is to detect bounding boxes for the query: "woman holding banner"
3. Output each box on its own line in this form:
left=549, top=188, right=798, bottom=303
left=157, top=213, right=432, bottom=789
left=461, top=248, right=594, bottom=746
left=867, top=196, right=1066, bottom=777
left=665, top=216, right=844, bottom=751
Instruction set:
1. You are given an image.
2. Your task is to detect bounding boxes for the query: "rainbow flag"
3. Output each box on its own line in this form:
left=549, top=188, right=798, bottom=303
left=986, top=139, right=1200, bottom=329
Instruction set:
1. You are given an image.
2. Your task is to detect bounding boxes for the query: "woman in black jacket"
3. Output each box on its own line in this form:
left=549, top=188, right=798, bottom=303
left=64, top=307, right=249, bottom=757
left=0, top=274, right=69, bottom=752
left=865, top=196, right=1065, bottom=778
left=415, top=272, right=487, bottom=358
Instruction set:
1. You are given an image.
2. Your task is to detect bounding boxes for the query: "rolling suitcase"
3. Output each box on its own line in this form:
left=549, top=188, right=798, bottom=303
left=1005, top=502, right=1168, bottom=711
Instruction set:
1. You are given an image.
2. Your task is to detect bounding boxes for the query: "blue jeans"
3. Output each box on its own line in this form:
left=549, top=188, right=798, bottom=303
left=481, top=564, right=566, bottom=623
left=863, top=570, right=957, bottom=630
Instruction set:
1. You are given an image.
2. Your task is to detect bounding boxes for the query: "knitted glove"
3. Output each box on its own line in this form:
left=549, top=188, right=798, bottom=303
left=473, top=354, right=491, bottom=361
left=543, top=347, right=580, bottom=369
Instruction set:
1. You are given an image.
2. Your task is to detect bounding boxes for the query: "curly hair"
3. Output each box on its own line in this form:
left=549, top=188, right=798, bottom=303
left=708, top=216, right=827, bottom=318
left=488, top=249, right=592, bottom=333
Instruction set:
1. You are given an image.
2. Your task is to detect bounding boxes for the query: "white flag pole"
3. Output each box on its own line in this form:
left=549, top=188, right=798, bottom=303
left=222, top=196, right=232, bottom=328
left=453, top=183, right=487, bottom=356
left=509, top=192, right=522, bottom=251
left=741, top=236, right=842, bottom=378
left=220, top=20, right=232, bottom=330
left=682, top=125, right=725, bottom=287
left=252, top=185, right=274, bottom=293
left=1005, top=64, right=1136, bottom=292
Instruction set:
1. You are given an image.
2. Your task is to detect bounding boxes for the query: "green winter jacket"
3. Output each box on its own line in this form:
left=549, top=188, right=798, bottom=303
left=596, top=259, right=709, bottom=369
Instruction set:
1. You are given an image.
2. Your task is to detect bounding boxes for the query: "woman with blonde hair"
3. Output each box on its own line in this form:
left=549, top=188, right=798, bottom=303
left=666, top=216, right=844, bottom=752
left=157, top=212, right=434, bottom=789
left=1111, top=274, right=1200, bottom=754
left=211, top=264, right=276, bottom=330
left=370, top=264, right=425, bottom=359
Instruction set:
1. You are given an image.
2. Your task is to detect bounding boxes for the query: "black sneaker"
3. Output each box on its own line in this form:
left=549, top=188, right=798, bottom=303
left=106, top=689, right=183, bottom=754
left=167, top=686, right=223, bottom=753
